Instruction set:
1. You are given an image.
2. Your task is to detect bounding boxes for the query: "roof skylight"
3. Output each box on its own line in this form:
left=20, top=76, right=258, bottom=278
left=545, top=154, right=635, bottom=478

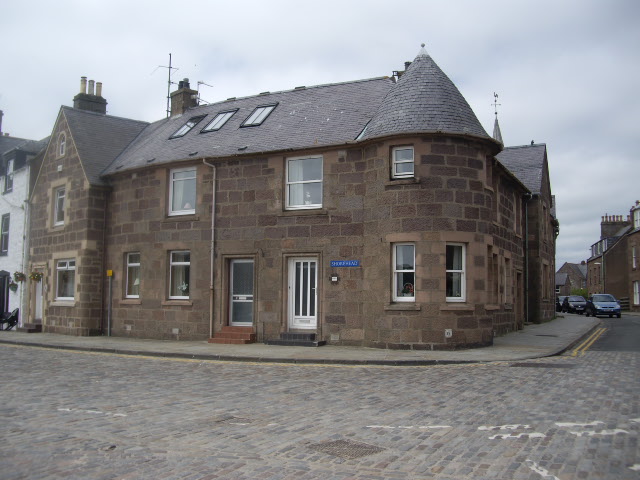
left=201, top=110, right=237, bottom=133
left=169, top=115, right=206, bottom=139
left=241, top=104, right=277, bottom=127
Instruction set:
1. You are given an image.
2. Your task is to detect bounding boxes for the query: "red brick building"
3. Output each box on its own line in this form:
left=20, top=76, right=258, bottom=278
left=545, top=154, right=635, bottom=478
left=27, top=48, right=556, bottom=348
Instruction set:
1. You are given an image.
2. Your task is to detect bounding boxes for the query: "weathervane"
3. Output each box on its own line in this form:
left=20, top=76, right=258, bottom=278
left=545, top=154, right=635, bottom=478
left=492, top=92, right=501, bottom=118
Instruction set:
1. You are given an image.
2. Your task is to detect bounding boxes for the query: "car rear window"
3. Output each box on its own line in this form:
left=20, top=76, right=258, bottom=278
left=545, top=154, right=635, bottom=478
left=569, top=296, right=585, bottom=301
left=593, top=294, right=616, bottom=302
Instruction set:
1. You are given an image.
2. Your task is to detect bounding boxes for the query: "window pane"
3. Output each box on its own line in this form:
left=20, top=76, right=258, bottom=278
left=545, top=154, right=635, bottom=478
left=127, top=265, right=140, bottom=296
left=395, top=148, right=413, bottom=162
left=171, top=170, right=196, bottom=213
left=446, top=245, right=462, bottom=270
left=288, top=158, right=322, bottom=182
left=57, top=269, right=75, bottom=298
left=170, top=265, right=190, bottom=297
left=446, top=272, right=463, bottom=298
left=395, top=245, right=415, bottom=270
left=395, top=162, right=414, bottom=175
left=288, top=182, right=322, bottom=206
left=172, top=251, right=190, bottom=263
left=396, top=272, right=415, bottom=297
left=232, top=262, right=254, bottom=296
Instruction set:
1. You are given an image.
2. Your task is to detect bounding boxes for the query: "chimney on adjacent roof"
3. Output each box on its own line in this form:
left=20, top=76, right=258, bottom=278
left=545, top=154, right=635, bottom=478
left=600, top=213, right=630, bottom=239
left=170, top=78, right=198, bottom=116
left=73, top=76, right=107, bottom=114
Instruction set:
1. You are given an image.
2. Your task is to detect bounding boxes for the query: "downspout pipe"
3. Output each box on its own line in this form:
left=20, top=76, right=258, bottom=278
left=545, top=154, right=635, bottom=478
left=523, top=192, right=532, bottom=324
left=203, top=159, right=216, bottom=338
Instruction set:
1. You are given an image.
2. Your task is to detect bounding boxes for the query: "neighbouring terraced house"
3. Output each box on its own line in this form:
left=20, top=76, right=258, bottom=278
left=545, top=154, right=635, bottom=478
left=20, top=46, right=558, bottom=348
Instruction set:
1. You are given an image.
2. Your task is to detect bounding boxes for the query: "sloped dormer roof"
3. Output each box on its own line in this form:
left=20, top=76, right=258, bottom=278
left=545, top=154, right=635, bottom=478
left=361, top=46, right=493, bottom=142
left=62, top=107, right=148, bottom=185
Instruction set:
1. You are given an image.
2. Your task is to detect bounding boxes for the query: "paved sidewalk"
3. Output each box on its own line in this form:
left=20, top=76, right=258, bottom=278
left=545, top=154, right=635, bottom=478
left=0, top=314, right=605, bottom=365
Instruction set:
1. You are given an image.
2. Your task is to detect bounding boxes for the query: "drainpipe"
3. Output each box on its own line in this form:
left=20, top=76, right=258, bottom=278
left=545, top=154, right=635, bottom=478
left=523, top=193, right=532, bottom=324
left=203, top=159, right=216, bottom=338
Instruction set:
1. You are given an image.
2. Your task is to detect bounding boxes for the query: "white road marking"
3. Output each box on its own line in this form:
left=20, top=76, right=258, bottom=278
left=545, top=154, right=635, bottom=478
left=629, top=464, right=640, bottom=471
left=555, top=421, right=604, bottom=428
left=526, top=460, right=560, bottom=480
left=365, top=425, right=451, bottom=430
left=630, top=418, right=640, bottom=423
left=489, top=432, right=546, bottom=439
left=478, top=424, right=531, bottom=431
left=569, top=429, right=628, bottom=437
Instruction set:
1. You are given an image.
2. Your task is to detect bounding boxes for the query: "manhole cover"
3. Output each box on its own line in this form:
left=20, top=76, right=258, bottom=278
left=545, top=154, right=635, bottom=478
left=510, top=363, right=574, bottom=369
left=308, top=439, right=385, bottom=459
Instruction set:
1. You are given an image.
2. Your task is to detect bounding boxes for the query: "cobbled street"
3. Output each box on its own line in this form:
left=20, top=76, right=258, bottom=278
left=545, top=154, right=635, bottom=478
left=0, top=344, right=638, bottom=480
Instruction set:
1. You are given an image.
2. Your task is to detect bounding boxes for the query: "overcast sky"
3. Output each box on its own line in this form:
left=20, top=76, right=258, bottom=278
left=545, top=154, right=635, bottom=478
left=1, top=0, right=638, bottom=268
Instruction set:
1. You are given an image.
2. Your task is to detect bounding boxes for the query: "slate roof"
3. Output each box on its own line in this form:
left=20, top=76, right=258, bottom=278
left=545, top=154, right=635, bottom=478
left=105, top=77, right=394, bottom=175
left=62, top=107, right=148, bottom=185
left=0, top=135, right=31, bottom=155
left=496, top=143, right=547, bottom=194
left=555, top=273, right=569, bottom=286
left=361, top=46, right=494, bottom=143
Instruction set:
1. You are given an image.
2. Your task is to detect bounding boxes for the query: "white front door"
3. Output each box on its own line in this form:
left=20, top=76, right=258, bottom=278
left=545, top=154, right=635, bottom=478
left=229, top=259, right=254, bottom=326
left=288, top=257, right=318, bottom=329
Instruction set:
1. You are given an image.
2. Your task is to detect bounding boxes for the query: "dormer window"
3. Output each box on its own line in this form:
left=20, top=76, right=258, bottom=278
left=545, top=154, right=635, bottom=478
left=169, top=115, right=206, bottom=139
left=241, top=104, right=277, bottom=127
left=201, top=110, right=237, bottom=133
left=58, top=133, right=66, bottom=157
left=4, top=159, right=13, bottom=193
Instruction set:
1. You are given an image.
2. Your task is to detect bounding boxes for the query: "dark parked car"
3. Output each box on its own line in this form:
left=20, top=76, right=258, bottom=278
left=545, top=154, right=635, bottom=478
left=585, top=294, right=621, bottom=318
left=562, top=295, right=587, bottom=314
left=556, top=296, right=568, bottom=312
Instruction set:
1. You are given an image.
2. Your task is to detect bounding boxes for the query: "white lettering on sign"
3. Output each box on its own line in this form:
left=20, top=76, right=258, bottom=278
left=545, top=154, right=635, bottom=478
left=330, top=260, right=360, bottom=267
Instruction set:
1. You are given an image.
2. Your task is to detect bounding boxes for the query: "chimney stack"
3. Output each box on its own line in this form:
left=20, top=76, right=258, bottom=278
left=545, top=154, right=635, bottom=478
left=169, top=77, right=198, bottom=116
left=73, top=76, right=107, bottom=114
left=600, top=212, right=631, bottom=239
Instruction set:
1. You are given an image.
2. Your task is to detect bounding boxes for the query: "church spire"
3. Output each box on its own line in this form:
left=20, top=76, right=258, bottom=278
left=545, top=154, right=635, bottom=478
left=492, top=92, right=503, bottom=144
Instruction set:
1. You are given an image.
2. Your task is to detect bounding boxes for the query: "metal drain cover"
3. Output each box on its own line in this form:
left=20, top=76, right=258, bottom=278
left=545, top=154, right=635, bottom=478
left=510, top=362, right=574, bottom=369
left=308, top=439, right=385, bottom=459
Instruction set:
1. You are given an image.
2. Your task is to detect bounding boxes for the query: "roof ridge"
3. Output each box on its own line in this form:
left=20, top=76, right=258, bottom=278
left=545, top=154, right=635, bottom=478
left=62, top=105, right=149, bottom=126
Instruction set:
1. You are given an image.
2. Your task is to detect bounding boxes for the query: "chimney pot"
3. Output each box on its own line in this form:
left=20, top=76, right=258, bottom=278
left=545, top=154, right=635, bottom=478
left=88, top=80, right=95, bottom=95
left=80, top=76, right=87, bottom=94
left=96, top=82, right=102, bottom=97
left=404, top=61, right=411, bottom=69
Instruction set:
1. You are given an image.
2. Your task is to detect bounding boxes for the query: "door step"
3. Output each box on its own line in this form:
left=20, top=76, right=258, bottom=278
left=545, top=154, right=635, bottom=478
left=17, top=322, right=42, bottom=333
left=265, top=332, right=326, bottom=347
left=208, top=326, right=256, bottom=345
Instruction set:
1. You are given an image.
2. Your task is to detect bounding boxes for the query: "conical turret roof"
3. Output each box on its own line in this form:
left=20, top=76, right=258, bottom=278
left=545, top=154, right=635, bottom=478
left=361, top=46, right=492, bottom=142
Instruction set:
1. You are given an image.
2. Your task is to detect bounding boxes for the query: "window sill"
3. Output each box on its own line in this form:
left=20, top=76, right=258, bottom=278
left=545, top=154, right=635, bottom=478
left=440, top=304, right=474, bottom=312
left=120, top=299, right=142, bottom=305
left=162, top=300, right=193, bottom=307
left=279, top=209, right=328, bottom=217
left=164, top=215, right=199, bottom=223
left=384, top=177, right=420, bottom=188
left=51, top=300, right=75, bottom=307
left=384, top=303, right=421, bottom=311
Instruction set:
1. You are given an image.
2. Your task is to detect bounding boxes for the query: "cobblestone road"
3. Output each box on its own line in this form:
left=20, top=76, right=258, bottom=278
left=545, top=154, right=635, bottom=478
left=0, top=344, right=638, bottom=479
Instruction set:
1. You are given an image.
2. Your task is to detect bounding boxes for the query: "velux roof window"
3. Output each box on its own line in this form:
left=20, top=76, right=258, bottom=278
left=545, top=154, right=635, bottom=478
left=201, top=110, right=237, bottom=133
left=169, top=115, right=206, bottom=139
left=241, top=104, right=277, bottom=127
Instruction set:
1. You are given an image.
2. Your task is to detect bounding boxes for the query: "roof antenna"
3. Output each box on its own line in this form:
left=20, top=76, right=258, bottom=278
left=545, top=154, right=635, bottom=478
left=491, top=92, right=503, bottom=144
left=151, top=53, right=179, bottom=118
left=197, top=81, right=214, bottom=106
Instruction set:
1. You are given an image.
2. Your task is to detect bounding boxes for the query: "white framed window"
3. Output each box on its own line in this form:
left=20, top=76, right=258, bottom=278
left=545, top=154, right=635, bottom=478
left=201, top=110, right=236, bottom=132
left=169, top=251, right=190, bottom=299
left=169, top=115, right=206, bottom=139
left=58, top=133, right=66, bottom=157
left=4, top=159, right=14, bottom=193
left=633, top=246, right=637, bottom=270
left=286, top=156, right=323, bottom=210
left=56, top=259, right=75, bottom=300
left=634, top=209, right=640, bottom=229
left=54, top=187, right=65, bottom=226
left=126, top=253, right=141, bottom=298
left=446, top=243, right=466, bottom=302
left=0, top=214, right=9, bottom=255
left=393, top=243, right=415, bottom=302
left=169, top=167, right=196, bottom=216
left=241, top=104, right=276, bottom=127
left=634, top=281, right=639, bottom=305
left=392, top=146, right=414, bottom=179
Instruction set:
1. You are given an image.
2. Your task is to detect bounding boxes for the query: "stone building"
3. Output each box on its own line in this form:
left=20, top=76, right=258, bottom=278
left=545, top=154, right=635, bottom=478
left=26, top=47, right=556, bottom=348
left=556, top=261, right=587, bottom=293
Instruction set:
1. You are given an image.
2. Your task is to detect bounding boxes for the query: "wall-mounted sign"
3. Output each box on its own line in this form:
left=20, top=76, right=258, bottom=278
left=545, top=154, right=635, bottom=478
left=330, top=260, right=360, bottom=267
